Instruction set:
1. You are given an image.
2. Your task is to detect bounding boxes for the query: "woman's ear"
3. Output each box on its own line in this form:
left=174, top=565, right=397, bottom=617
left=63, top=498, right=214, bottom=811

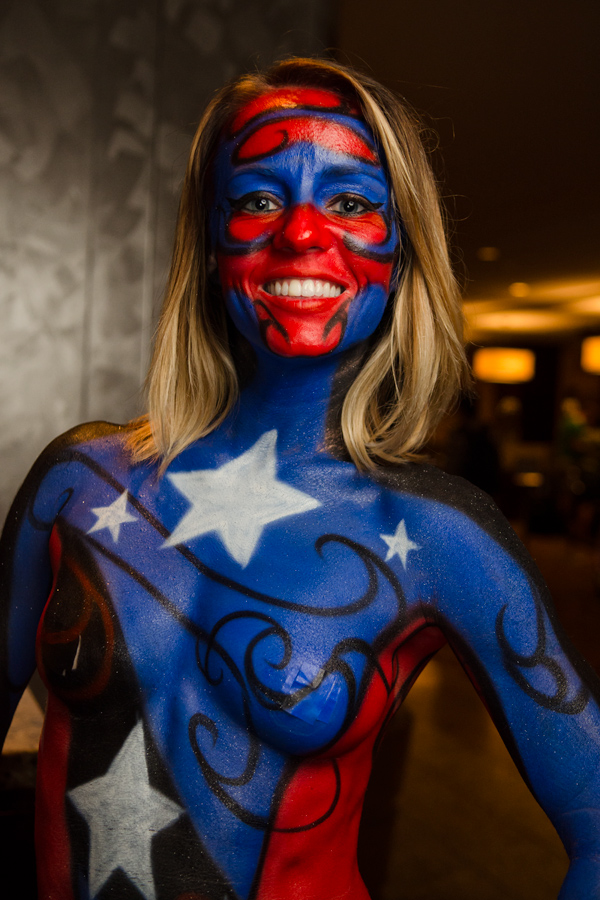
left=208, top=252, right=217, bottom=274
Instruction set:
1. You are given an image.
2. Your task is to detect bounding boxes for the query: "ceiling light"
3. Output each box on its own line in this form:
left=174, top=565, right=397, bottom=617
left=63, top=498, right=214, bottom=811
left=509, top=282, right=531, bottom=298
left=473, top=347, right=535, bottom=383
left=581, top=336, right=600, bottom=374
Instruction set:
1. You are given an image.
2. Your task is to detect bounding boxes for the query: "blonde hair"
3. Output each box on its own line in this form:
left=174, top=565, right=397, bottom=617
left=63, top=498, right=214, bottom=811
left=128, top=57, right=469, bottom=470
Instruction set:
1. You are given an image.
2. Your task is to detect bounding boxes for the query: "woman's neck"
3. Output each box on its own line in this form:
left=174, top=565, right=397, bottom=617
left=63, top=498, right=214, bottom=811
left=230, top=343, right=366, bottom=455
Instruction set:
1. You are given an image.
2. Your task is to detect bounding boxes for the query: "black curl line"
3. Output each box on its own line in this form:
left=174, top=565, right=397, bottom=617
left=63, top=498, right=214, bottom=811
left=88, top=529, right=270, bottom=828
left=496, top=592, right=589, bottom=715
left=28, top=486, right=74, bottom=531
left=323, top=298, right=351, bottom=342
left=200, top=610, right=391, bottom=719
left=65, top=450, right=406, bottom=619
left=85, top=531, right=355, bottom=833
left=188, top=713, right=268, bottom=829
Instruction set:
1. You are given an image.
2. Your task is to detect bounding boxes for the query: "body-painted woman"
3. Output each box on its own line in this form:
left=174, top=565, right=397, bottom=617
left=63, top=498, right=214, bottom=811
left=2, top=59, right=600, bottom=900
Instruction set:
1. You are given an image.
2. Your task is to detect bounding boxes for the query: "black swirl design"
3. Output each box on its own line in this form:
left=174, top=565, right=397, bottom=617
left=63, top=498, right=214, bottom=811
left=496, top=591, right=590, bottom=715
left=184, top=534, right=406, bottom=829
left=85, top=525, right=406, bottom=829
left=39, top=449, right=409, bottom=830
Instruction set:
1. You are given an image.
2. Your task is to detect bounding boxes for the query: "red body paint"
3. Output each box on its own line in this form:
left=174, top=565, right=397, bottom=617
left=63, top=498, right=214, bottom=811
left=35, top=527, right=75, bottom=900
left=256, top=624, right=446, bottom=899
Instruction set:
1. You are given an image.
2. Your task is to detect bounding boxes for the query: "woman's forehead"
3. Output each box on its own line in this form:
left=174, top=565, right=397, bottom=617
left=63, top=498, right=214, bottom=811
left=217, top=86, right=381, bottom=175
left=228, top=86, right=363, bottom=137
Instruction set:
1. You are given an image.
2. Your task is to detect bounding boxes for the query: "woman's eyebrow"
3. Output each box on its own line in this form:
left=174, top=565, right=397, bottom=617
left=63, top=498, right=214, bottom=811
left=320, top=164, right=387, bottom=186
left=230, top=164, right=281, bottom=179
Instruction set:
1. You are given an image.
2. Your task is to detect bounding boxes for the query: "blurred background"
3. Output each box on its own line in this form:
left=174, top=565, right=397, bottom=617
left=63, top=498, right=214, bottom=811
left=1, top=0, right=599, bottom=897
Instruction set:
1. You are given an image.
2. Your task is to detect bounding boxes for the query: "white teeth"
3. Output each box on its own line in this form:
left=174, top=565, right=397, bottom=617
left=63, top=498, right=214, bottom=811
left=264, top=279, right=343, bottom=298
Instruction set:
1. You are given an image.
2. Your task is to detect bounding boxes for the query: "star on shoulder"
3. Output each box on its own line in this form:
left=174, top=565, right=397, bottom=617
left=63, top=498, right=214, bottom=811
left=87, top=491, right=137, bottom=543
left=380, top=518, right=420, bottom=569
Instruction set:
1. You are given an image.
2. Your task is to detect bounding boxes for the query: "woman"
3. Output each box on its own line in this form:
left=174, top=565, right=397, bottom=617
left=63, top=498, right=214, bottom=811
left=2, top=57, right=600, bottom=900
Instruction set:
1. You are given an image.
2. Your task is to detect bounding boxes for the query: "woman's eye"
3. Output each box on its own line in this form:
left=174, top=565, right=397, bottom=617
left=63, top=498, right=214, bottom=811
left=239, top=195, right=280, bottom=214
left=328, top=196, right=375, bottom=216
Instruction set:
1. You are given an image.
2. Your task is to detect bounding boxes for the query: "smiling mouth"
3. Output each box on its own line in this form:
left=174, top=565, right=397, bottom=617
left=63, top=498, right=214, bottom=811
left=263, top=278, right=345, bottom=299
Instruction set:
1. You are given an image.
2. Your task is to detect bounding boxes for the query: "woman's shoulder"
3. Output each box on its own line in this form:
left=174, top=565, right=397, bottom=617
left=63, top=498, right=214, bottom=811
left=373, top=459, right=494, bottom=513
left=21, top=421, right=140, bottom=499
left=371, top=460, right=523, bottom=558
left=3, top=423, right=139, bottom=541
left=44, top=420, right=129, bottom=454
left=31, top=420, right=132, bottom=475
left=370, top=460, right=541, bottom=597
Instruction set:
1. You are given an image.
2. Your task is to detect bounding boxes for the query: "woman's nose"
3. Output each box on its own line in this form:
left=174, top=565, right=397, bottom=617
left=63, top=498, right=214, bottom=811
left=272, top=204, right=332, bottom=252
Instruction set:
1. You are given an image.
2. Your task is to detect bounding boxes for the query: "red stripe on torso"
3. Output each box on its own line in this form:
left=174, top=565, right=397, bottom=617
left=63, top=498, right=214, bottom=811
left=255, top=623, right=446, bottom=900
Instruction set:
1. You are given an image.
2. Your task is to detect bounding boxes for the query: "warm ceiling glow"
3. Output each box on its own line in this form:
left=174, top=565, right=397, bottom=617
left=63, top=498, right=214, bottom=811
left=509, top=282, right=531, bottom=298
left=468, top=311, right=574, bottom=332
left=473, top=347, right=535, bottom=383
left=567, top=296, right=600, bottom=315
left=535, top=279, right=600, bottom=301
left=581, top=336, right=600, bottom=374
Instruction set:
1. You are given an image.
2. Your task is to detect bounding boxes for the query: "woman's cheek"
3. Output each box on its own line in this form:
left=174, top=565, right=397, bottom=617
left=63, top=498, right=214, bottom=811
left=227, top=213, right=278, bottom=245
left=336, top=211, right=389, bottom=246
left=341, top=250, right=396, bottom=294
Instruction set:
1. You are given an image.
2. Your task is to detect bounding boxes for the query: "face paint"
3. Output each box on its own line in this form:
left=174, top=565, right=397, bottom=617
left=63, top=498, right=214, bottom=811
left=211, top=88, right=399, bottom=357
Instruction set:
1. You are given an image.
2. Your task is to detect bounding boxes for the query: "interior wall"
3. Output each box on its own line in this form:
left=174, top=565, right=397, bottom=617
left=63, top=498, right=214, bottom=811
left=0, top=0, right=333, bottom=523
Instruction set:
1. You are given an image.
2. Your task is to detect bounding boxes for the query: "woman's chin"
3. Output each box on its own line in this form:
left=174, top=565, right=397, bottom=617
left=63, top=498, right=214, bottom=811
left=263, top=323, right=344, bottom=358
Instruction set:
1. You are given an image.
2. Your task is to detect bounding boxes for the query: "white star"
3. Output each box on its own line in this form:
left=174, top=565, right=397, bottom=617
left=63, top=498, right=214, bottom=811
left=68, top=722, right=182, bottom=900
left=87, top=491, right=137, bottom=542
left=164, top=430, right=321, bottom=566
left=380, top=519, right=420, bottom=568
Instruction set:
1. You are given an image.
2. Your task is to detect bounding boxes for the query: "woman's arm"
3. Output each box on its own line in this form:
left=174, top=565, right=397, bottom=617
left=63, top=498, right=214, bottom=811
left=405, top=480, right=600, bottom=899
left=0, top=447, right=59, bottom=745
left=0, top=425, right=113, bottom=747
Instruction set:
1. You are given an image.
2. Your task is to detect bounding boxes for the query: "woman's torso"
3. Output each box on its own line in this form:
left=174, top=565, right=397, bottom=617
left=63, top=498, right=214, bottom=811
left=31, top=422, right=504, bottom=900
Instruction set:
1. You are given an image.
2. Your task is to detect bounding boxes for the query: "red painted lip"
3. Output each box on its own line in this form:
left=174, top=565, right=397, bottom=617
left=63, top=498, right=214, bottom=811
left=254, top=272, right=355, bottom=308
left=255, top=285, right=353, bottom=312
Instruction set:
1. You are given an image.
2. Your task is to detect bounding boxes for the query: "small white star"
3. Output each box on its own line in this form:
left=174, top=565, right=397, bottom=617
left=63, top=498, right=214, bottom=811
left=380, top=519, right=420, bottom=569
left=164, top=430, right=321, bottom=566
left=87, top=491, right=137, bottom=543
left=68, top=722, right=183, bottom=900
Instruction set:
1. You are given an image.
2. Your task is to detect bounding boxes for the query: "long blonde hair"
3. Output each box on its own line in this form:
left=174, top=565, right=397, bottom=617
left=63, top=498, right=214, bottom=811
left=128, top=57, right=469, bottom=470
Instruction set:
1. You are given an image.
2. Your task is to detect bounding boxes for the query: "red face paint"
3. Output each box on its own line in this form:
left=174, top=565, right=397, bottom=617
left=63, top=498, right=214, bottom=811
left=234, top=117, right=377, bottom=166
left=213, top=91, right=399, bottom=357
left=229, top=87, right=360, bottom=136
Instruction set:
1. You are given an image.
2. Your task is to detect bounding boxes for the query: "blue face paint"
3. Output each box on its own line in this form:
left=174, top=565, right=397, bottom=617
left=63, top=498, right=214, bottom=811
left=211, top=98, right=399, bottom=357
